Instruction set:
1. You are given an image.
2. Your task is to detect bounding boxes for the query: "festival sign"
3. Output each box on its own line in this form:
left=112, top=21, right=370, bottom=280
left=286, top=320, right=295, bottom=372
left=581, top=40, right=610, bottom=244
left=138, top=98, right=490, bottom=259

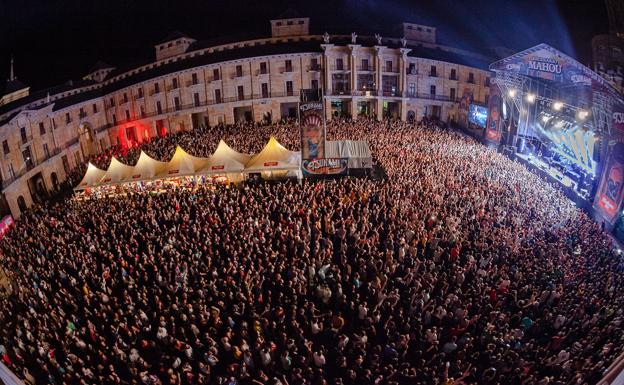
left=485, top=84, right=502, bottom=143
left=299, top=101, right=326, bottom=160
left=613, top=102, right=624, bottom=134
left=490, top=44, right=617, bottom=90
left=595, top=143, right=624, bottom=223
left=302, top=158, right=348, bottom=175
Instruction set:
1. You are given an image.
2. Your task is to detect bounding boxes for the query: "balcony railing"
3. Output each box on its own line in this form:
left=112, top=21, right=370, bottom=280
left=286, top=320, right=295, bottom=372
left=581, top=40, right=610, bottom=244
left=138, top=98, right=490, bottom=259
left=449, top=75, right=458, bottom=81
left=406, top=68, right=417, bottom=75
left=429, top=72, right=438, bottom=77
left=79, top=112, right=87, bottom=119
left=308, top=64, right=321, bottom=71
left=352, top=90, right=378, bottom=96
left=258, top=69, right=269, bottom=75
left=331, top=66, right=350, bottom=71
left=357, top=66, right=372, bottom=71
left=21, top=135, right=33, bottom=145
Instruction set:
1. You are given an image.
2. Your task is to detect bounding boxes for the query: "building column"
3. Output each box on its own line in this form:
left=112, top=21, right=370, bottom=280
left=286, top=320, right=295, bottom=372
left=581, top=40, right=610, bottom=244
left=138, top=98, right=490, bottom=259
left=399, top=48, right=411, bottom=95
left=350, top=98, right=358, bottom=120
left=374, top=46, right=384, bottom=121
left=321, top=44, right=333, bottom=96
left=348, top=44, right=360, bottom=95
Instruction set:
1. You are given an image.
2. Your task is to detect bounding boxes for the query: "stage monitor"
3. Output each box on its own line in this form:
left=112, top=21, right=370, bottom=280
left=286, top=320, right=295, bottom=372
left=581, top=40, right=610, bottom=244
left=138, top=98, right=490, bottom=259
left=469, top=104, right=488, bottom=128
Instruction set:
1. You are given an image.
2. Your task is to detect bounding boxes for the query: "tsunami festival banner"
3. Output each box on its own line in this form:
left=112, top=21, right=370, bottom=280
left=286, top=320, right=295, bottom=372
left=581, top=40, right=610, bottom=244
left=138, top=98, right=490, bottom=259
left=595, top=143, right=624, bottom=223
left=299, top=101, right=326, bottom=160
left=485, top=83, right=502, bottom=143
left=302, top=158, right=348, bottom=175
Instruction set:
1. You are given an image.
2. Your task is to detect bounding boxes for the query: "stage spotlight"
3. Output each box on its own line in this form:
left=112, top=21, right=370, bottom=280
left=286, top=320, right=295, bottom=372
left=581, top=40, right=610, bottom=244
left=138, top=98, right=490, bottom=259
left=553, top=101, right=563, bottom=111
left=508, top=89, right=517, bottom=98
left=526, top=93, right=536, bottom=103
left=541, top=115, right=550, bottom=123
left=578, top=110, right=589, bottom=120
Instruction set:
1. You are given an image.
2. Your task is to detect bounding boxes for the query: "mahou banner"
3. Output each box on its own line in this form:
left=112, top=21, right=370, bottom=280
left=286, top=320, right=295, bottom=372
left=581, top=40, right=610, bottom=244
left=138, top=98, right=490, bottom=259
left=485, top=83, right=502, bottom=143
left=299, top=101, right=326, bottom=160
left=595, top=143, right=624, bottom=224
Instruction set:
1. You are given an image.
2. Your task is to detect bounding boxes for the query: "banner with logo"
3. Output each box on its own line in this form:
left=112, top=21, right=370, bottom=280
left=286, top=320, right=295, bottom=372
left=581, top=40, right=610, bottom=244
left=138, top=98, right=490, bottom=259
left=490, top=43, right=611, bottom=90
left=613, top=102, right=624, bottom=134
left=302, top=158, right=348, bottom=175
left=485, top=84, right=502, bottom=143
left=595, top=143, right=624, bottom=223
left=299, top=101, right=326, bottom=160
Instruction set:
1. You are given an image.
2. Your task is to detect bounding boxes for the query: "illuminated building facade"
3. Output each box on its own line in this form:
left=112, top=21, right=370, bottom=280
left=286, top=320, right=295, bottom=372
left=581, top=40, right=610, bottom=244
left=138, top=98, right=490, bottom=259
left=0, top=16, right=492, bottom=217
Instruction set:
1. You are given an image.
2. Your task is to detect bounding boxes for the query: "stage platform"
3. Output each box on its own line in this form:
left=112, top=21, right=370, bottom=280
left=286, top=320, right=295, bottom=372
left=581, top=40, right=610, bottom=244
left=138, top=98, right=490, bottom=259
left=514, top=152, right=593, bottom=211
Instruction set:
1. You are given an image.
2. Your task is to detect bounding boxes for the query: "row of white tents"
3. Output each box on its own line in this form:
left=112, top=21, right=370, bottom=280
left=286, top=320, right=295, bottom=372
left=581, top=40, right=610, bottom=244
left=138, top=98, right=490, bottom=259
left=76, top=137, right=302, bottom=190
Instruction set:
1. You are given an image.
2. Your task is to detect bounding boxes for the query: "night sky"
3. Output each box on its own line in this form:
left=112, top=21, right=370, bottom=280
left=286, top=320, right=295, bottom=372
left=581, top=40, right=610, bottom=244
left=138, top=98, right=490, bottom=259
left=0, top=0, right=610, bottom=91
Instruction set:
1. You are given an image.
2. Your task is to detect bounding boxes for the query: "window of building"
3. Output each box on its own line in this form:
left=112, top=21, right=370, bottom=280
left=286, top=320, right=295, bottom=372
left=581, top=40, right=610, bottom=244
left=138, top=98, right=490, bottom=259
left=236, top=65, right=243, bottom=77
left=286, top=81, right=294, bottom=96
left=172, top=78, right=178, bottom=89
left=174, top=97, right=180, bottom=110
left=450, top=69, right=457, bottom=80
left=430, top=85, right=436, bottom=95
left=276, top=21, right=282, bottom=26
left=485, top=94, right=490, bottom=104
left=112, top=114, right=117, bottom=124
left=154, top=83, right=160, bottom=93
left=110, top=97, right=115, bottom=107
left=408, top=83, right=416, bottom=96
left=237, top=85, right=244, bottom=100
left=468, top=72, right=475, bottom=83
left=137, top=87, right=144, bottom=98
left=156, top=101, right=162, bottom=115
left=311, top=79, right=319, bottom=89
left=43, top=143, right=49, bottom=159
left=7, top=163, right=14, bottom=178
left=361, top=59, right=369, bottom=71
left=140, top=106, right=146, bottom=118
left=260, top=62, right=268, bottom=74
left=358, top=74, right=375, bottom=90
left=39, top=122, right=45, bottom=135
left=311, top=58, right=319, bottom=70
left=386, top=60, right=393, bottom=72
left=192, top=73, right=198, bottom=85
left=126, top=126, right=137, bottom=142
left=65, top=113, right=71, bottom=124
left=125, top=110, right=130, bottom=120
left=261, top=83, right=269, bottom=98
left=408, top=63, right=416, bottom=74
left=20, top=127, right=27, bottom=143
left=23, top=147, right=33, bottom=168
left=287, top=20, right=293, bottom=25
left=123, top=93, right=128, bottom=103
left=450, top=88, right=456, bottom=100
left=194, top=92, right=200, bottom=107
left=485, top=77, right=490, bottom=86
left=3, top=140, right=9, bottom=155
left=93, top=103, right=98, bottom=113
left=426, top=28, right=431, bottom=32
left=381, top=75, right=398, bottom=96
left=215, top=89, right=222, bottom=103
left=298, top=20, right=304, bottom=25
left=213, top=68, right=220, bottom=80
left=79, top=107, right=85, bottom=118
left=285, top=60, right=292, bottom=72
left=336, top=58, right=344, bottom=71
left=417, top=26, right=422, bottom=31
left=430, top=66, right=437, bottom=77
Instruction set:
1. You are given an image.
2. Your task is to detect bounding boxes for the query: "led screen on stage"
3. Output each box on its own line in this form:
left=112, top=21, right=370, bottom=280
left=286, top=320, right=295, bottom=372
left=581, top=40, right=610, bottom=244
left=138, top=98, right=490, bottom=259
left=469, top=104, right=488, bottom=128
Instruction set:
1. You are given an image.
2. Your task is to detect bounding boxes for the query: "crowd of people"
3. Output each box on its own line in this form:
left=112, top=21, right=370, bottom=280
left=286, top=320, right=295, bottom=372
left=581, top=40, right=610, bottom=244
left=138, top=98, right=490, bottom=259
left=1, top=118, right=623, bottom=385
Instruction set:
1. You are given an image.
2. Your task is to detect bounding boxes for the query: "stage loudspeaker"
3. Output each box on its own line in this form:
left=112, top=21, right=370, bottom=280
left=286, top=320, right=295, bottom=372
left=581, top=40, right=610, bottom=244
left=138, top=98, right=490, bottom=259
left=515, top=136, right=526, bottom=154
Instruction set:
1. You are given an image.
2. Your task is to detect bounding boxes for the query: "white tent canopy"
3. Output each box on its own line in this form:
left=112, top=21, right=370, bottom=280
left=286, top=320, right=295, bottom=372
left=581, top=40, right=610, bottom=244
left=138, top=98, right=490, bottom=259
left=158, top=146, right=208, bottom=178
left=75, top=162, right=107, bottom=190
left=245, top=137, right=301, bottom=172
left=325, top=140, right=372, bottom=169
left=99, top=157, right=135, bottom=186
left=125, top=151, right=168, bottom=182
left=200, top=140, right=250, bottom=174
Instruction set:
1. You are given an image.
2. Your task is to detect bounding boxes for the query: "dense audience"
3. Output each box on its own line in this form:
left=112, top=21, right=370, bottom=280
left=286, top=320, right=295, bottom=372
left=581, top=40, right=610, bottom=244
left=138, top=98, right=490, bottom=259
left=1, top=118, right=623, bottom=385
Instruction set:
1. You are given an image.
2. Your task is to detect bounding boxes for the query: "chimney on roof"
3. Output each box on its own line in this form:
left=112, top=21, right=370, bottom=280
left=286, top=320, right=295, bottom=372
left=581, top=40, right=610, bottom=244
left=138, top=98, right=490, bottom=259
left=8, top=55, right=14, bottom=81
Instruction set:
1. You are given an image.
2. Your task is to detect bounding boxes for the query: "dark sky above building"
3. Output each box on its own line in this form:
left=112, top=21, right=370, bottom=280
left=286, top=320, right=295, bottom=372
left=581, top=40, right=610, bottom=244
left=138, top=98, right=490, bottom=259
left=0, top=0, right=609, bottom=91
